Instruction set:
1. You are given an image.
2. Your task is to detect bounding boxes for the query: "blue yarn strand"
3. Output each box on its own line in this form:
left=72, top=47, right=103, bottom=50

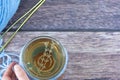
left=0, top=49, right=19, bottom=79
left=0, top=38, right=19, bottom=79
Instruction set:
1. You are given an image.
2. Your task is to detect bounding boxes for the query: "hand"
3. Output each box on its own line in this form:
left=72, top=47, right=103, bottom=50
left=2, top=62, right=29, bottom=80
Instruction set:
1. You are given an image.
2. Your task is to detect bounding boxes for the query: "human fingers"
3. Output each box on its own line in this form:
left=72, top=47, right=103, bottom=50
left=11, top=72, right=17, bottom=80
left=2, top=62, right=16, bottom=80
left=14, top=64, right=29, bottom=80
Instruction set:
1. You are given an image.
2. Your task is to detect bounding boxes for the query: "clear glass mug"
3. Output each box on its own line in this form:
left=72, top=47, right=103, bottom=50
left=20, top=36, right=68, bottom=80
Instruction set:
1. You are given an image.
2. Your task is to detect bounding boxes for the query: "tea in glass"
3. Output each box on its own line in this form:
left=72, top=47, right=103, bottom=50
left=20, top=36, right=68, bottom=80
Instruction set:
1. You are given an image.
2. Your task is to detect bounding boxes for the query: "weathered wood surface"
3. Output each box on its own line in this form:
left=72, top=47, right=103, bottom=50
left=4, top=32, right=120, bottom=80
left=5, top=0, right=120, bottom=31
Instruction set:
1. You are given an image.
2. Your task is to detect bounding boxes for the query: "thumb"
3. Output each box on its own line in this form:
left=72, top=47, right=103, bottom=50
left=14, top=64, right=29, bottom=80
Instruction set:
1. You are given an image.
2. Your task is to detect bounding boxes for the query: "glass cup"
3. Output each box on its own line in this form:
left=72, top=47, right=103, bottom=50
left=20, top=36, right=68, bottom=80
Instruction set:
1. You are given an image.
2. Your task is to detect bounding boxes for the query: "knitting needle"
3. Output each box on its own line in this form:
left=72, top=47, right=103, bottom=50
left=0, top=0, right=45, bottom=52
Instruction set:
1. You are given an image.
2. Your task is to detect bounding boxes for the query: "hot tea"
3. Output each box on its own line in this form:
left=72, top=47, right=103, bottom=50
left=20, top=36, right=68, bottom=80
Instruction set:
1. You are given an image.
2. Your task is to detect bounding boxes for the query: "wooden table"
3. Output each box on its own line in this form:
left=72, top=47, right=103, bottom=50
left=6, top=0, right=120, bottom=31
left=3, top=0, right=120, bottom=80
left=4, top=32, right=120, bottom=80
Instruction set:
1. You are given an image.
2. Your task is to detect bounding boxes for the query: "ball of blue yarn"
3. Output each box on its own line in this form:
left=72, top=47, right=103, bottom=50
left=0, top=0, right=20, bottom=32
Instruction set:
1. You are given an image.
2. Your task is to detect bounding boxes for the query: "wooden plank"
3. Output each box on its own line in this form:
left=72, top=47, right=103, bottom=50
left=3, top=32, right=120, bottom=79
left=5, top=0, right=120, bottom=31
left=4, top=32, right=120, bottom=53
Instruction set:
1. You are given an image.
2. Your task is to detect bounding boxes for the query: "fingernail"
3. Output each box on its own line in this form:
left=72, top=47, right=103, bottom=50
left=14, top=64, right=21, bottom=71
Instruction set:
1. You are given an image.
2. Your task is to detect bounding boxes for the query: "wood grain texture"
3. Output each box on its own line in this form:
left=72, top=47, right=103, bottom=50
left=4, top=0, right=120, bottom=31
left=3, top=32, right=120, bottom=80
